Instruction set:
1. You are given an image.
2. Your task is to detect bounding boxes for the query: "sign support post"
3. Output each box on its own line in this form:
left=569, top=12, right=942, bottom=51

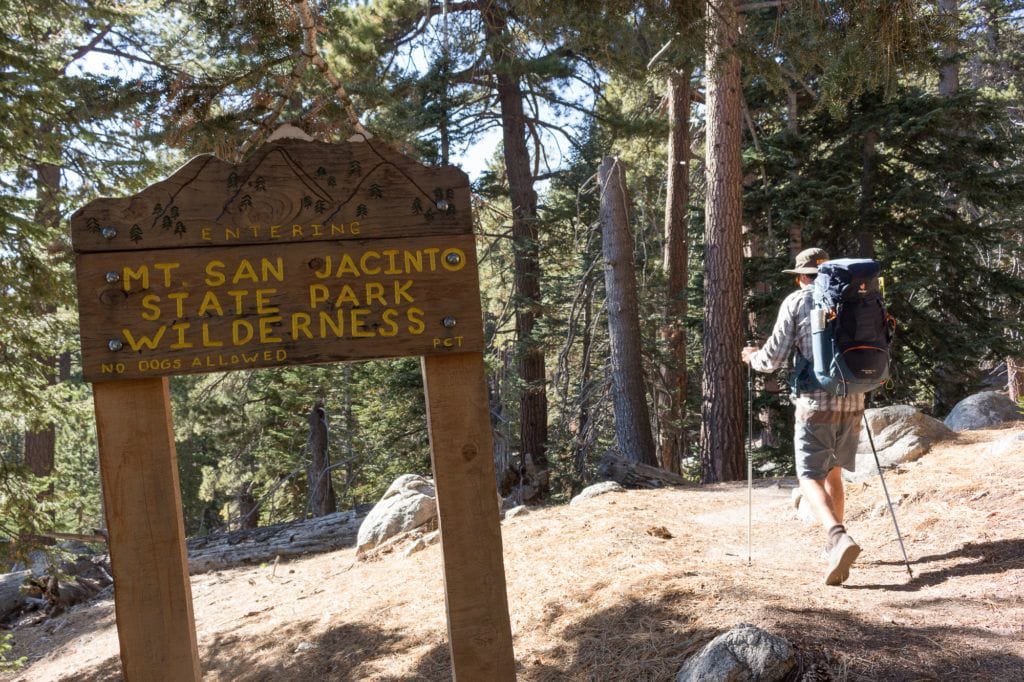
left=423, top=352, right=516, bottom=680
left=93, top=378, right=201, bottom=680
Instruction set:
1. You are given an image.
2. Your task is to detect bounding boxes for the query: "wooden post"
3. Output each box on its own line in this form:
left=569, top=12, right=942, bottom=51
left=93, top=378, right=201, bottom=681
left=422, top=353, right=516, bottom=681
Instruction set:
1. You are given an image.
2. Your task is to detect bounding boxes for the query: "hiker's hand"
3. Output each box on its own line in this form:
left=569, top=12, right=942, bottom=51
left=741, top=346, right=759, bottom=364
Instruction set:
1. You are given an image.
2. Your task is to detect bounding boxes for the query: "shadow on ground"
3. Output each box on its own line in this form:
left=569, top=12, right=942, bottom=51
left=854, top=537, right=1024, bottom=591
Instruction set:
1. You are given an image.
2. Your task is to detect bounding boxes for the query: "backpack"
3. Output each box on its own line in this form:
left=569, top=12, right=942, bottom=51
left=796, top=258, right=894, bottom=396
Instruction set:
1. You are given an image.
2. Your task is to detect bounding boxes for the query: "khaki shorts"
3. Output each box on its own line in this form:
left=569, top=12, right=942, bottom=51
left=794, top=412, right=863, bottom=480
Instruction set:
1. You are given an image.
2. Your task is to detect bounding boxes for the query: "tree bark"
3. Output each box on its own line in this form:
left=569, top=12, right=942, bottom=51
left=482, top=4, right=549, bottom=502
left=23, top=161, right=63, bottom=484
left=938, top=0, right=960, bottom=97
left=599, top=157, right=658, bottom=467
left=657, top=69, right=691, bottom=475
left=186, top=508, right=367, bottom=574
left=306, top=401, right=337, bottom=517
left=700, top=0, right=746, bottom=483
left=857, top=128, right=880, bottom=259
left=1009, top=357, right=1024, bottom=403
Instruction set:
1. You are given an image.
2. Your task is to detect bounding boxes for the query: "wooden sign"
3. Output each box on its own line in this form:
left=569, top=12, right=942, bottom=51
left=71, top=137, right=515, bottom=681
left=70, top=139, right=471, bottom=252
left=76, top=234, right=482, bottom=381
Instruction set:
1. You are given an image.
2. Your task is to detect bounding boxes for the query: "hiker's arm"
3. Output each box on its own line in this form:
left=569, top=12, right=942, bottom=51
left=747, top=295, right=798, bottom=373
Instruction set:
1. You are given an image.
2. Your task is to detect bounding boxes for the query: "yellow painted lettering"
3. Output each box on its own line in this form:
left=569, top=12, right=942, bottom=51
left=226, top=227, right=240, bottom=241
left=308, top=284, right=329, bottom=309
left=292, top=224, right=303, bottom=237
left=140, top=294, right=162, bottom=321
left=167, top=292, right=189, bottom=318
left=359, top=251, right=381, bottom=275
left=311, top=223, right=323, bottom=237
left=423, top=248, right=440, bottom=271
left=314, top=256, right=332, bottom=279
left=153, top=262, right=180, bottom=287
left=261, top=258, right=284, bottom=282
left=197, top=290, right=224, bottom=316
left=379, top=308, right=399, bottom=337
left=232, top=259, right=258, bottom=284
left=205, top=260, right=226, bottom=286
left=393, top=280, right=414, bottom=305
left=201, top=227, right=212, bottom=241
left=201, top=322, right=223, bottom=347
left=270, top=225, right=282, bottom=238
left=255, top=288, right=279, bottom=314
left=335, top=254, right=360, bottom=277
left=258, top=316, right=283, bottom=343
left=227, top=290, right=249, bottom=314
left=334, top=285, right=359, bottom=307
left=406, top=307, right=425, bottom=335
left=441, top=248, right=466, bottom=271
left=350, top=309, right=374, bottom=337
left=319, top=310, right=344, bottom=337
left=291, top=312, right=313, bottom=340
left=364, top=282, right=386, bottom=306
left=123, top=265, right=148, bottom=291
left=382, top=249, right=401, bottom=275
left=350, top=221, right=360, bottom=235
left=123, top=326, right=166, bottom=351
left=403, top=250, right=423, bottom=273
left=232, top=319, right=254, bottom=345
left=170, top=321, right=193, bottom=349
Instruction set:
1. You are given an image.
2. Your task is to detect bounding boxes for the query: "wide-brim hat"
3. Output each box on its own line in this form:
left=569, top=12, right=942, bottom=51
left=782, top=247, right=829, bottom=275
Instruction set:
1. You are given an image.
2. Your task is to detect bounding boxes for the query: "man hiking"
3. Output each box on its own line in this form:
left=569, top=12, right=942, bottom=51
left=741, top=247, right=863, bottom=586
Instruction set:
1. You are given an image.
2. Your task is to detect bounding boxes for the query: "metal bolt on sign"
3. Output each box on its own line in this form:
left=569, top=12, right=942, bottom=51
left=108, top=339, right=124, bottom=352
left=442, top=316, right=457, bottom=329
left=101, top=227, right=118, bottom=239
left=105, top=271, right=121, bottom=283
left=445, top=251, right=461, bottom=266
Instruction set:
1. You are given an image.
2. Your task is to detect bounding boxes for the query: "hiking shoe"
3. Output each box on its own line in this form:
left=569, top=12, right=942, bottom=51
left=825, top=532, right=861, bottom=586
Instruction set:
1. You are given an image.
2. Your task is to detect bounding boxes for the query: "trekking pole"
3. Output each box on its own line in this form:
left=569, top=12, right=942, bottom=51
left=747, top=362, right=753, bottom=566
left=863, top=412, right=913, bottom=579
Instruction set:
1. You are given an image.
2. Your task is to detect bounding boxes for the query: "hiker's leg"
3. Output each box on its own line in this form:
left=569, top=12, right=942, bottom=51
left=823, top=466, right=845, bottom=525
left=798, top=476, right=841, bottom=531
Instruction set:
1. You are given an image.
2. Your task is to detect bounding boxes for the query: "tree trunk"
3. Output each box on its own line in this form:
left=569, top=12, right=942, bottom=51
left=857, top=128, right=880, bottom=259
left=599, top=157, right=658, bottom=467
left=237, top=484, right=259, bottom=530
left=701, top=0, right=746, bottom=483
left=306, top=401, right=337, bottom=517
left=1009, top=357, right=1024, bottom=403
left=483, top=4, right=548, bottom=502
left=186, top=508, right=367, bottom=574
left=786, top=85, right=803, bottom=258
left=938, top=0, right=960, bottom=97
left=657, top=69, right=691, bottom=475
left=23, top=161, right=63, bottom=484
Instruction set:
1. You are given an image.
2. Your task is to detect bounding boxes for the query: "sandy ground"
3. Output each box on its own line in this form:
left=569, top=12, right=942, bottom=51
left=3, top=423, right=1023, bottom=681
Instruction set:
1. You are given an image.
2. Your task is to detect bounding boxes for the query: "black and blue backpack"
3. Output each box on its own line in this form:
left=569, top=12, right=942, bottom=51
left=796, top=258, right=894, bottom=396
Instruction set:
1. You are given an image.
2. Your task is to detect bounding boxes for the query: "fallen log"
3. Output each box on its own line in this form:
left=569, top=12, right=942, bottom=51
left=598, top=452, right=691, bottom=489
left=186, top=507, right=369, bottom=574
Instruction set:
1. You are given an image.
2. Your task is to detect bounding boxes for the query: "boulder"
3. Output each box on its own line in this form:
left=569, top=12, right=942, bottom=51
left=676, top=623, right=794, bottom=682
left=569, top=481, right=625, bottom=505
left=356, top=474, right=437, bottom=555
left=845, top=406, right=954, bottom=482
left=944, top=391, right=1023, bottom=432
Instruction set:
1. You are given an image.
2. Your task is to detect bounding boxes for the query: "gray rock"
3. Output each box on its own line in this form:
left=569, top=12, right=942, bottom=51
left=569, top=481, right=625, bottom=505
left=356, top=474, right=437, bottom=554
left=503, top=505, right=529, bottom=519
left=676, top=623, right=794, bottom=682
left=944, top=391, right=1023, bottom=432
left=845, top=406, right=954, bottom=482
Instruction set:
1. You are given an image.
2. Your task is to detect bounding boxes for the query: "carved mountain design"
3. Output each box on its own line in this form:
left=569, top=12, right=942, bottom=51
left=71, top=139, right=471, bottom=253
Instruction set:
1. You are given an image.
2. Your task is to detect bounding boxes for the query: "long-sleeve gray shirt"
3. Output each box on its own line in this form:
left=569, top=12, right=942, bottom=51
left=750, top=284, right=864, bottom=422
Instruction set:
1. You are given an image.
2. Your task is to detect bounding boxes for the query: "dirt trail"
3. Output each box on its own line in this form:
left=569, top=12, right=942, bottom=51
left=4, top=424, right=1023, bottom=681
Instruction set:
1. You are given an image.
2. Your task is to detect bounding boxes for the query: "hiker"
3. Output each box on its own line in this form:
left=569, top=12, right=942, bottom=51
left=740, top=247, right=863, bottom=586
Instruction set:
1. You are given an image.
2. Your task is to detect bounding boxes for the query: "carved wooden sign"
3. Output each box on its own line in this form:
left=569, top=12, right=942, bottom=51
left=71, top=139, right=482, bottom=381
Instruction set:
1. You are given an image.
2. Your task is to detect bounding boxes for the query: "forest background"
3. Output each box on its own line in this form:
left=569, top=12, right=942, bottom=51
left=1, top=0, right=1022, bottom=560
